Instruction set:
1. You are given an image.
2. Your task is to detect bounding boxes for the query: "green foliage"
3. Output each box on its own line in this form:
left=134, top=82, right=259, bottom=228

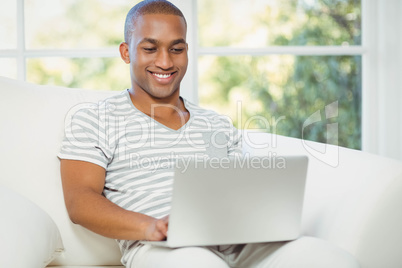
left=27, top=57, right=130, bottom=91
left=199, top=55, right=361, bottom=149
left=26, top=0, right=134, bottom=91
left=198, top=0, right=361, bottom=47
left=27, top=0, right=133, bottom=49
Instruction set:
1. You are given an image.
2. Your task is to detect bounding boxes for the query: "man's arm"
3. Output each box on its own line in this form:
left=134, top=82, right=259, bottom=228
left=60, top=159, right=168, bottom=241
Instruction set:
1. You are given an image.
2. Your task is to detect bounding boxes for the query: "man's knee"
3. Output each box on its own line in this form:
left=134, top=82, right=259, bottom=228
left=129, top=245, right=229, bottom=268
left=268, top=236, right=360, bottom=268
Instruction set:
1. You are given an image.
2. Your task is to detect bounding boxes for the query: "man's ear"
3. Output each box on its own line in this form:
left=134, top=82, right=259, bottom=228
left=119, top=42, right=130, bottom=64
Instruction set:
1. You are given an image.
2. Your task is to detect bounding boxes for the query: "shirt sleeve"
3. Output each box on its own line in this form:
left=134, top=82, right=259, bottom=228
left=57, top=104, right=111, bottom=169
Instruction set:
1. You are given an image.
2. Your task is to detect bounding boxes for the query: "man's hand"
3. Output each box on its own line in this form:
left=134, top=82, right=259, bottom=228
left=145, top=215, right=169, bottom=241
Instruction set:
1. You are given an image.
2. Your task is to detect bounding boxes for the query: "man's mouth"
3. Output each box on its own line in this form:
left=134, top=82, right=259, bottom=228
left=150, top=72, right=175, bottom=79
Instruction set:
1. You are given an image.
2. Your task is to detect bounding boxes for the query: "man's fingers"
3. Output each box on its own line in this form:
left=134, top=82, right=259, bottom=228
left=155, top=218, right=167, bottom=237
left=144, top=216, right=169, bottom=241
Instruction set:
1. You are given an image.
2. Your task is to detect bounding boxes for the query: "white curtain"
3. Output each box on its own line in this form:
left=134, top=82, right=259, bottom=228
left=363, top=0, right=402, bottom=160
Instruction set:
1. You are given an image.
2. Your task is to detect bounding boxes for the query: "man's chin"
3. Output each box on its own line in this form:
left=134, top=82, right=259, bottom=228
left=146, top=87, right=180, bottom=100
left=146, top=92, right=177, bottom=102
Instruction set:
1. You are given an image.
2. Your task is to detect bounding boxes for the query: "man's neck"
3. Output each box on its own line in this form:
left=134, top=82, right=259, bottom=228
left=128, top=88, right=190, bottom=131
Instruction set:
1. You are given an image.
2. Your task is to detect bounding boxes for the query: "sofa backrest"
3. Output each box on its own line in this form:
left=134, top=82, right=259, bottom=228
left=0, top=76, right=122, bottom=266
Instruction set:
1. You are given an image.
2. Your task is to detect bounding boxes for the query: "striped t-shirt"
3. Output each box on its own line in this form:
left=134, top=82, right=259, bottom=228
left=58, top=90, right=242, bottom=260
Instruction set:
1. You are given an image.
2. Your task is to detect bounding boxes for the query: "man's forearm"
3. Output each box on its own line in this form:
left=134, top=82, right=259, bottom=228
left=60, top=159, right=168, bottom=241
left=66, top=188, right=155, bottom=241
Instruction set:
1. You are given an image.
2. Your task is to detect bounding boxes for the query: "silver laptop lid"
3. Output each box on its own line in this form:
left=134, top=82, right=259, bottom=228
left=166, top=155, right=309, bottom=247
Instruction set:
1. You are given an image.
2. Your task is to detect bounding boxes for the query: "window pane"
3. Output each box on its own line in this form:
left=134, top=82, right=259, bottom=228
left=0, top=0, right=17, bottom=49
left=26, top=57, right=130, bottom=91
left=25, top=0, right=139, bottom=49
left=198, top=0, right=361, bottom=47
left=198, top=55, right=362, bottom=149
left=0, top=58, right=17, bottom=79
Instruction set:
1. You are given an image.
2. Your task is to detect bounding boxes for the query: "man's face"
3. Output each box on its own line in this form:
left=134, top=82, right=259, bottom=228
left=124, top=14, right=188, bottom=100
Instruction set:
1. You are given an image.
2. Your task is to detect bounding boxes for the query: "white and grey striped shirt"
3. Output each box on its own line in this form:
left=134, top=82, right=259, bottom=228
left=58, top=90, right=242, bottom=258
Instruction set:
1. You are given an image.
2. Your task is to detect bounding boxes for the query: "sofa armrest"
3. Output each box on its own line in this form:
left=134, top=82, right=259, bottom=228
left=342, top=171, right=402, bottom=268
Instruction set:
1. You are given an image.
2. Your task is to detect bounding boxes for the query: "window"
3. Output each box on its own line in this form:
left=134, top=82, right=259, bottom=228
left=1, top=0, right=401, bottom=159
left=197, top=0, right=362, bottom=149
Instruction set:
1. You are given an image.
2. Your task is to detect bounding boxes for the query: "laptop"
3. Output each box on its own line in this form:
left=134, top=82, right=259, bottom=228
left=141, top=155, right=308, bottom=248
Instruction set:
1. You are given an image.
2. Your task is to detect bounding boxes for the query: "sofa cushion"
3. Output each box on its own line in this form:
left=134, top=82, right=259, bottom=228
left=0, top=186, right=64, bottom=268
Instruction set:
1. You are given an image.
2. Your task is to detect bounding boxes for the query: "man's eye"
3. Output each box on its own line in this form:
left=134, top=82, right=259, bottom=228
left=143, top=47, right=156, bottom=52
left=171, top=48, right=184, bottom=54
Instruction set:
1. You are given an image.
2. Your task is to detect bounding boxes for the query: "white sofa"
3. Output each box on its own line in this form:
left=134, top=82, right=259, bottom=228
left=1, top=76, right=401, bottom=268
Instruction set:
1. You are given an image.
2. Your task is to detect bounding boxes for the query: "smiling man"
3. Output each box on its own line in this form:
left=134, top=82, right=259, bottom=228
left=59, top=0, right=241, bottom=266
left=58, top=1, right=360, bottom=267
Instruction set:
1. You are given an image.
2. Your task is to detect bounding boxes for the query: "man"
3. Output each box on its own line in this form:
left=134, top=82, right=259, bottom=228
left=59, top=1, right=359, bottom=267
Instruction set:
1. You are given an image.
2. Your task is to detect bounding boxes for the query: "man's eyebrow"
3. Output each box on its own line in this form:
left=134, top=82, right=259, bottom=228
left=138, top=38, right=186, bottom=46
left=139, top=38, right=159, bottom=45
left=170, top=39, right=186, bottom=46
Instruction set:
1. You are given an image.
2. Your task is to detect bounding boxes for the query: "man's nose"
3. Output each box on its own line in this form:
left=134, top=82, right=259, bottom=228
left=155, top=50, right=173, bottom=70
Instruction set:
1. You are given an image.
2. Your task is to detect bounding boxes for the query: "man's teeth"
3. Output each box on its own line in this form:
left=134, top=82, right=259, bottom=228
left=153, top=73, right=172, bottom=78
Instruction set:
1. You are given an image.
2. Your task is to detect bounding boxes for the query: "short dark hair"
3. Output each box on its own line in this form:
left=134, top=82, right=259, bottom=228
left=124, top=0, right=187, bottom=45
